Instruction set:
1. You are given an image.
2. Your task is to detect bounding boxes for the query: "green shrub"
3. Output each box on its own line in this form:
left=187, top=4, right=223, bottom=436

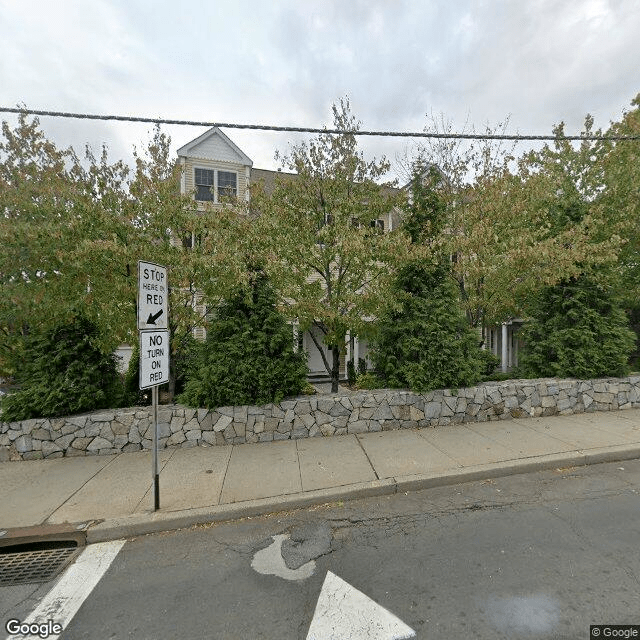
left=626, top=303, right=640, bottom=371
left=370, top=263, right=484, bottom=392
left=355, top=372, right=381, bottom=390
left=123, top=341, right=151, bottom=406
left=518, top=276, right=636, bottom=379
left=478, top=349, right=501, bottom=377
left=357, top=358, right=367, bottom=375
left=301, top=381, right=317, bottom=395
left=178, top=272, right=308, bottom=408
left=171, top=332, right=199, bottom=397
left=483, top=371, right=521, bottom=382
left=369, top=162, right=484, bottom=392
left=1, top=315, right=124, bottom=421
left=347, top=360, right=356, bottom=386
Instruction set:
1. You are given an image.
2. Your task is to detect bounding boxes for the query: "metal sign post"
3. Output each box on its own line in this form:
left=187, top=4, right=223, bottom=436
left=138, top=261, right=169, bottom=512
left=152, top=385, right=159, bottom=510
left=139, top=329, right=169, bottom=511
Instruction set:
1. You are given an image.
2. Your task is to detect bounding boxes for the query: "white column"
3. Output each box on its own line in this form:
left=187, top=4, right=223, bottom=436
left=292, top=321, right=299, bottom=352
left=501, top=323, right=508, bottom=373
left=354, top=336, right=360, bottom=367
left=346, top=331, right=351, bottom=363
left=477, top=325, right=484, bottom=349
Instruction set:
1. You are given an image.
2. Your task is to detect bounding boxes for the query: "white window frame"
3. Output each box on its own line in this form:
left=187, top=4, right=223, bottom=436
left=194, top=167, right=238, bottom=203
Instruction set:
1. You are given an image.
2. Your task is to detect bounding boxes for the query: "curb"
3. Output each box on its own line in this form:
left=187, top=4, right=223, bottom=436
left=86, top=479, right=397, bottom=543
left=85, top=444, right=640, bottom=544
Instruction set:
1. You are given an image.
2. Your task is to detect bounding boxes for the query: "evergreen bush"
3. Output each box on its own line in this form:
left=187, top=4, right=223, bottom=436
left=478, top=349, right=501, bottom=378
left=518, top=276, right=636, bottom=379
left=355, top=372, right=381, bottom=390
left=371, top=263, right=484, bottom=391
left=179, top=272, right=308, bottom=408
left=370, top=163, right=484, bottom=392
left=1, top=315, right=124, bottom=421
left=347, top=360, right=356, bottom=386
left=626, top=304, right=640, bottom=371
left=123, top=341, right=151, bottom=406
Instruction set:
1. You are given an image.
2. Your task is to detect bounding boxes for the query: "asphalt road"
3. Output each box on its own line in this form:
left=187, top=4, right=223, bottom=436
left=3, top=459, right=640, bottom=639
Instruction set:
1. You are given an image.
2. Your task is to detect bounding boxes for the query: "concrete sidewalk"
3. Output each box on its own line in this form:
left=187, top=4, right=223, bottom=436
left=1, top=409, right=640, bottom=543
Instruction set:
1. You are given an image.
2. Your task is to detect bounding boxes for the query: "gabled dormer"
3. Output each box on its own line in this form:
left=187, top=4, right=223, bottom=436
left=177, top=127, right=253, bottom=206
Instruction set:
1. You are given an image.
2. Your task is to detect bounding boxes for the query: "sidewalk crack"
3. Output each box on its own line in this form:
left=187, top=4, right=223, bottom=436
left=295, top=438, right=304, bottom=491
left=217, top=444, right=234, bottom=505
left=43, top=453, right=120, bottom=524
left=355, top=434, right=379, bottom=480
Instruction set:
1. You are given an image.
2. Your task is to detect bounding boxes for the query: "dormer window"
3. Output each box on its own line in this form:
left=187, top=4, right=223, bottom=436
left=195, top=168, right=214, bottom=201
left=218, top=171, right=237, bottom=199
left=194, top=168, right=238, bottom=202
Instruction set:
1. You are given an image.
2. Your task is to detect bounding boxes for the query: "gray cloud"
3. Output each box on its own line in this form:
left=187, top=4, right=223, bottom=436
left=1, top=0, right=638, bottom=177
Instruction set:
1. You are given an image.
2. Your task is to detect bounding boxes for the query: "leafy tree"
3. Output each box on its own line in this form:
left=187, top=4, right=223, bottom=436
left=249, top=99, right=416, bottom=392
left=517, top=275, right=636, bottom=379
left=411, top=115, right=626, bottom=329
left=599, top=95, right=640, bottom=363
left=370, top=164, right=484, bottom=391
left=125, top=127, right=251, bottom=399
left=179, top=271, right=307, bottom=408
left=0, top=115, right=249, bottom=397
left=1, top=314, right=124, bottom=421
left=600, top=94, right=640, bottom=307
left=514, top=113, right=636, bottom=378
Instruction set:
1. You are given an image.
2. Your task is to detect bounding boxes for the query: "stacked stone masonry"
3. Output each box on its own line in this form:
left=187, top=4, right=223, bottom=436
left=2, top=376, right=639, bottom=461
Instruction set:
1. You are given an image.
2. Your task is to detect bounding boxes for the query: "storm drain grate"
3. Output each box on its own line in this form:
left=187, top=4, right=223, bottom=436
left=0, top=542, right=80, bottom=586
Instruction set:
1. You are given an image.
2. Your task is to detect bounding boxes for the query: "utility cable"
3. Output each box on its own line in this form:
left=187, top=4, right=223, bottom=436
left=1, top=106, right=639, bottom=141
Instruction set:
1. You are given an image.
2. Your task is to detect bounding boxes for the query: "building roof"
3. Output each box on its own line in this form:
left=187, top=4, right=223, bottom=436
left=177, top=127, right=253, bottom=166
left=249, top=168, right=298, bottom=195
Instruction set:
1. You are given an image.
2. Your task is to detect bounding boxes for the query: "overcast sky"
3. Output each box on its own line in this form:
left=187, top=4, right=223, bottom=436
left=1, top=0, right=639, bottom=180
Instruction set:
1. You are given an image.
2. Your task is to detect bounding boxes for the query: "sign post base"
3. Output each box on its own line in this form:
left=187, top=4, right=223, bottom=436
left=152, top=385, right=159, bottom=512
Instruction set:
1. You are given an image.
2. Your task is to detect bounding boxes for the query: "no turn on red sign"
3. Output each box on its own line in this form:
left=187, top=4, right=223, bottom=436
left=139, top=330, right=170, bottom=390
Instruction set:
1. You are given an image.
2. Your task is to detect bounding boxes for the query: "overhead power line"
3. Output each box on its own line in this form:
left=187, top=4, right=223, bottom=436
left=1, top=106, right=639, bottom=141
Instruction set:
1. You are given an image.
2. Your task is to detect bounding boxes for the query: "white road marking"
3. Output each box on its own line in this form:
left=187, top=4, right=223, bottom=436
left=306, top=571, right=416, bottom=640
left=250, top=534, right=315, bottom=581
left=4, top=540, right=125, bottom=640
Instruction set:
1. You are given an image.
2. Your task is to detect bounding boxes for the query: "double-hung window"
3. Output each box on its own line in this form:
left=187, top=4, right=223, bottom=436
left=194, top=168, right=238, bottom=202
left=218, top=171, right=237, bottom=200
left=195, top=168, right=214, bottom=202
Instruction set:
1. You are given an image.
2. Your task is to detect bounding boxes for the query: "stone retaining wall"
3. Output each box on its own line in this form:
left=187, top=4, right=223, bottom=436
left=2, top=376, right=639, bottom=461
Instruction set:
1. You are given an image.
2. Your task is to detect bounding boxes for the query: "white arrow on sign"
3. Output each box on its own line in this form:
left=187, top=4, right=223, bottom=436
left=306, top=571, right=416, bottom=640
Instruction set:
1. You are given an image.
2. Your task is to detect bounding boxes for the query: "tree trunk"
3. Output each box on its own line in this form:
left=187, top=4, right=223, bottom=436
left=331, top=345, right=340, bottom=393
